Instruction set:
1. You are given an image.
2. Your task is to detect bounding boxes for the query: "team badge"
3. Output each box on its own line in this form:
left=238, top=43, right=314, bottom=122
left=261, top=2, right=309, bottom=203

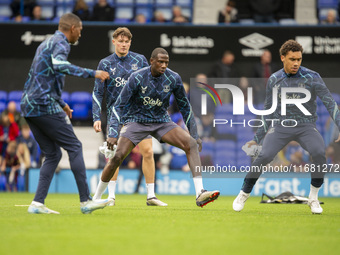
left=298, top=83, right=305, bottom=88
left=163, top=85, right=170, bottom=93
left=110, top=67, right=116, bottom=75
left=141, top=86, right=147, bottom=94
left=131, top=64, right=138, bottom=71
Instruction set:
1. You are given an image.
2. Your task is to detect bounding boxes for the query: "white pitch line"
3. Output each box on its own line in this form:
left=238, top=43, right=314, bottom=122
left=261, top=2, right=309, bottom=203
left=14, top=205, right=30, bottom=207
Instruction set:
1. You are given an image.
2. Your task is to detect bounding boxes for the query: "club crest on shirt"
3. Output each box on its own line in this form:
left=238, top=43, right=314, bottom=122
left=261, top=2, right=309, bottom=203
left=298, top=83, right=305, bottom=88
left=141, top=86, right=147, bottom=94
left=163, top=85, right=170, bottom=93
left=131, top=64, right=138, bottom=71
left=110, top=67, right=116, bottom=75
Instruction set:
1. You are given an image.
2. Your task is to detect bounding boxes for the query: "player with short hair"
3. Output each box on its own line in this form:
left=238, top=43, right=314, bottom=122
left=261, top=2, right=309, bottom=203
left=233, top=39, right=340, bottom=214
left=92, top=27, right=167, bottom=206
left=93, top=47, right=220, bottom=207
left=21, top=13, right=111, bottom=214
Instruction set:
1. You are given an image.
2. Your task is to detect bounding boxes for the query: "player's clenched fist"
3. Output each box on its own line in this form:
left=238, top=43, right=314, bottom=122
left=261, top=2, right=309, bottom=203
left=95, top=70, right=110, bottom=82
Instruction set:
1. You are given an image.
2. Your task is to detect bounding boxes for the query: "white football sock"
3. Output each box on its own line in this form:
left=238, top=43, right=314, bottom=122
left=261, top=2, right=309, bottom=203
left=108, top=180, right=117, bottom=199
left=93, top=180, right=109, bottom=200
left=146, top=183, right=156, bottom=199
left=193, top=176, right=204, bottom=198
left=31, top=201, right=44, bottom=206
left=309, top=184, right=320, bottom=201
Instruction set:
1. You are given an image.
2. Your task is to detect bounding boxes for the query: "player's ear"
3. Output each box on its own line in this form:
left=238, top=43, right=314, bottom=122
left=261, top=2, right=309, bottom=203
left=280, top=55, right=285, bottom=62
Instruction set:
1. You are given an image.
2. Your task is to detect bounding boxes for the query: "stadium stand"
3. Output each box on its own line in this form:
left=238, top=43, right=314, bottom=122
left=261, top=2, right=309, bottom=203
left=70, top=91, right=92, bottom=120
left=0, top=90, right=7, bottom=103
left=1, top=0, right=194, bottom=22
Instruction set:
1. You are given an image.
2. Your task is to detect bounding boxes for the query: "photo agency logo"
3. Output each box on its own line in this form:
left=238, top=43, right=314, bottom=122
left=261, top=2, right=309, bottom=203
left=198, top=81, right=312, bottom=128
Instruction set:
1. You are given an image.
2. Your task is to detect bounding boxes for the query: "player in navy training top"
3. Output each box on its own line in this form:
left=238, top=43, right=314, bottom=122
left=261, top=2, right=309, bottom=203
left=233, top=40, right=340, bottom=214
left=93, top=48, right=220, bottom=207
left=92, top=27, right=166, bottom=206
left=21, top=13, right=111, bottom=214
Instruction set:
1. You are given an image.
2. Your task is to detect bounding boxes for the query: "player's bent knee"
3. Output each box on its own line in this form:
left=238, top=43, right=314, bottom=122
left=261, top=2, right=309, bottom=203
left=141, top=147, right=153, bottom=158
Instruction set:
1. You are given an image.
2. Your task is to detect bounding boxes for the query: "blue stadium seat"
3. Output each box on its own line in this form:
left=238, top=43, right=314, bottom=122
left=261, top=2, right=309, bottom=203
left=155, top=8, right=172, bottom=20
left=215, top=103, right=233, bottom=115
left=0, top=90, right=7, bottom=103
left=61, top=91, right=70, bottom=105
left=214, top=140, right=236, bottom=166
left=200, top=141, right=214, bottom=157
left=136, top=0, right=153, bottom=4
left=156, top=0, right=173, bottom=5
left=279, top=18, right=297, bottom=25
left=40, top=5, right=55, bottom=19
left=0, top=175, right=6, bottom=191
left=176, top=0, right=192, bottom=7
left=0, top=102, right=6, bottom=113
left=318, top=0, right=339, bottom=8
left=239, top=19, right=255, bottom=25
left=8, top=90, right=22, bottom=103
left=0, top=5, right=11, bottom=18
left=136, top=7, right=153, bottom=20
left=56, top=5, right=73, bottom=18
left=70, top=91, right=92, bottom=106
left=115, top=7, right=134, bottom=20
left=70, top=91, right=92, bottom=120
left=116, top=0, right=134, bottom=4
left=72, top=104, right=91, bottom=120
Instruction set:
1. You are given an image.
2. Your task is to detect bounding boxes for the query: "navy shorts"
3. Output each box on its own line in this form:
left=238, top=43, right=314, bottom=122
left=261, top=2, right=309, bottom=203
left=119, top=122, right=179, bottom=145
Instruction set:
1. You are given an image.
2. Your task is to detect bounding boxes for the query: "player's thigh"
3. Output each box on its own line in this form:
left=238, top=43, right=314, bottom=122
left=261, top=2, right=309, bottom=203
left=261, top=126, right=293, bottom=159
left=138, top=138, right=153, bottom=157
left=115, top=136, right=136, bottom=160
left=297, top=125, right=325, bottom=156
left=161, top=127, right=192, bottom=151
left=25, top=117, right=61, bottom=156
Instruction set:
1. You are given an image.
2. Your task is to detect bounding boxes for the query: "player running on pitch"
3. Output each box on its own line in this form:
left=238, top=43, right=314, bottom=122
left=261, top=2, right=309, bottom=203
left=21, top=13, right=111, bottom=214
left=233, top=39, right=340, bottom=214
left=92, top=27, right=167, bottom=206
left=93, top=47, right=220, bottom=207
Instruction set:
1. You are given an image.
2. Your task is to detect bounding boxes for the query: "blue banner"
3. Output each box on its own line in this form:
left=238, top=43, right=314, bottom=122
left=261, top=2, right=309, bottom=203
left=28, top=169, right=340, bottom=197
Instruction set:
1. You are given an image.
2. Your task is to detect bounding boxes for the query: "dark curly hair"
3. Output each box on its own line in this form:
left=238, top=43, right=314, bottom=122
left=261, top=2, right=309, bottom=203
left=279, top=40, right=303, bottom=56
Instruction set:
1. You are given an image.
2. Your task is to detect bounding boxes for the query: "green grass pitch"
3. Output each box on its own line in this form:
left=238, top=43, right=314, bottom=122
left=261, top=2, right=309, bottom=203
left=1, top=193, right=340, bottom=255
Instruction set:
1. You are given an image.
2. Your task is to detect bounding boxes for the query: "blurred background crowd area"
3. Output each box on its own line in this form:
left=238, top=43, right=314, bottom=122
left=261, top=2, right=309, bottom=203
left=1, top=73, right=340, bottom=192
left=2, top=0, right=340, bottom=192
left=0, top=0, right=339, bottom=25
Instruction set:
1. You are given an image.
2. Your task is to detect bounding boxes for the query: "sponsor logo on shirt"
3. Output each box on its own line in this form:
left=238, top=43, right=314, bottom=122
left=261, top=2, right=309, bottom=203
left=115, top=77, right=127, bottom=87
left=141, top=86, right=147, bottom=94
left=143, top=97, right=163, bottom=107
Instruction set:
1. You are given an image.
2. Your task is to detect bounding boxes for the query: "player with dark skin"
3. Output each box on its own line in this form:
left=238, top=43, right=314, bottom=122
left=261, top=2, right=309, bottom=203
left=93, top=48, right=219, bottom=207
left=103, top=53, right=202, bottom=182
